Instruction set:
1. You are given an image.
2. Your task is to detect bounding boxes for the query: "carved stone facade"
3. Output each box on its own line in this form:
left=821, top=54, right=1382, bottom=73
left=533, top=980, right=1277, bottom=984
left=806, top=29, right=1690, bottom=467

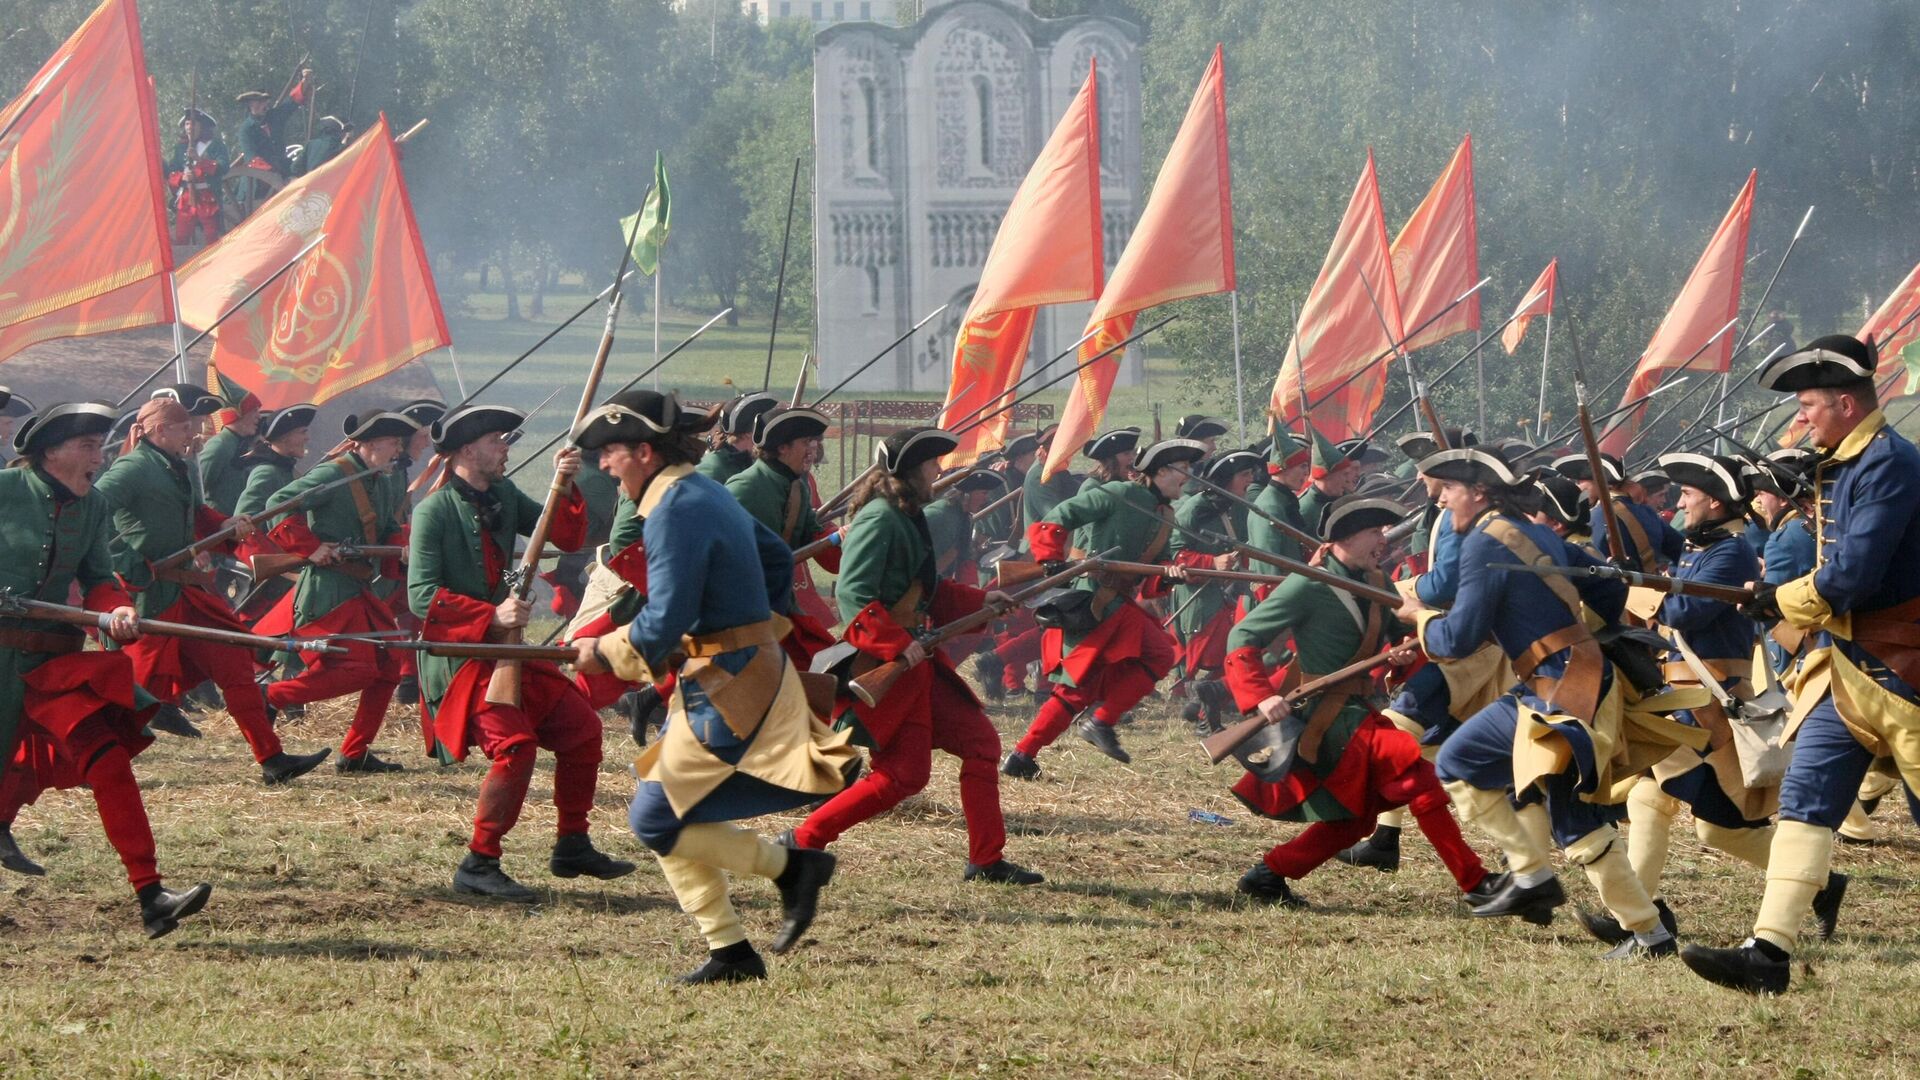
left=813, top=0, right=1143, bottom=392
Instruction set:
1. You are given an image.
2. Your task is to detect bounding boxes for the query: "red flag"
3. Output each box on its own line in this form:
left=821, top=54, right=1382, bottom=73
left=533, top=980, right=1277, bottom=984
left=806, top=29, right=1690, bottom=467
left=1861, top=261, right=1920, bottom=400
left=175, top=116, right=450, bottom=410
left=1601, top=171, right=1755, bottom=455
left=1269, top=151, right=1405, bottom=440
left=1390, top=135, right=1480, bottom=353
left=937, top=66, right=1104, bottom=463
left=1502, top=258, right=1558, bottom=355
left=0, top=0, right=173, bottom=363
left=1045, top=46, right=1234, bottom=480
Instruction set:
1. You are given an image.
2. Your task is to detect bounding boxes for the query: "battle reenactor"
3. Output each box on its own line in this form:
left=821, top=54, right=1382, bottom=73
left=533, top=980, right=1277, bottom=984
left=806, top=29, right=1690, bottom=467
left=700, top=391, right=780, bottom=485
left=198, top=375, right=263, bottom=515
left=166, top=107, right=227, bottom=245
left=293, top=115, right=348, bottom=176
left=407, top=404, right=633, bottom=901
left=569, top=390, right=857, bottom=984
left=1074, top=425, right=1139, bottom=496
left=1171, top=448, right=1261, bottom=733
left=726, top=405, right=841, bottom=665
left=232, top=404, right=318, bottom=620
left=1551, top=453, right=1684, bottom=571
left=1247, top=423, right=1312, bottom=564
left=233, top=70, right=311, bottom=179
left=1297, top=425, right=1367, bottom=533
left=0, top=403, right=213, bottom=936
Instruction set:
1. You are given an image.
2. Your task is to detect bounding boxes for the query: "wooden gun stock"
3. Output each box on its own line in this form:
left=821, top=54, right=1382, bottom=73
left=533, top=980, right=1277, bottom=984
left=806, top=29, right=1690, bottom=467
left=1201, top=650, right=1395, bottom=764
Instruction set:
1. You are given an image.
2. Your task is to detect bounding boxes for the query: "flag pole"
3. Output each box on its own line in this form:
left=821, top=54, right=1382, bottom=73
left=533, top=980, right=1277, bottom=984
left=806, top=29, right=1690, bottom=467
left=1535, top=311, right=1553, bottom=428
left=1475, top=334, right=1487, bottom=434
left=1230, top=290, right=1246, bottom=443
left=652, top=254, right=662, bottom=392
left=445, top=345, right=470, bottom=398
left=168, top=273, right=189, bottom=383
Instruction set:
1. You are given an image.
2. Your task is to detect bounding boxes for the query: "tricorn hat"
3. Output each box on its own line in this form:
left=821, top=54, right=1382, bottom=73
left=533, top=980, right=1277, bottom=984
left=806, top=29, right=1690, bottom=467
left=235, top=90, right=270, bottom=104
left=1551, top=452, right=1625, bottom=485
left=1758, top=333, right=1878, bottom=393
left=1628, top=466, right=1671, bottom=492
left=398, top=398, right=448, bottom=428
left=1417, top=446, right=1524, bottom=490
left=261, top=403, right=318, bottom=442
left=1003, top=432, right=1040, bottom=461
left=876, top=426, right=958, bottom=477
left=0, top=386, right=33, bottom=419
left=1744, top=454, right=1812, bottom=501
left=153, top=383, right=222, bottom=417
left=945, top=468, right=1007, bottom=496
left=1082, top=426, right=1141, bottom=462
left=1534, top=473, right=1590, bottom=529
left=571, top=389, right=716, bottom=451
left=432, top=404, right=525, bottom=455
left=1202, top=449, right=1263, bottom=486
left=1321, top=495, right=1407, bottom=542
left=1174, top=414, right=1230, bottom=441
left=342, top=410, right=422, bottom=443
left=1136, top=438, right=1209, bottom=476
left=1656, top=452, right=1750, bottom=507
left=180, top=107, right=216, bottom=129
left=12, top=401, right=117, bottom=458
left=1395, top=427, right=1476, bottom=461
left=720, top=392, right=782, bottom=437
left=316, top=115, right=345, bottom=134
left=753, top=406, right=829, bottom=450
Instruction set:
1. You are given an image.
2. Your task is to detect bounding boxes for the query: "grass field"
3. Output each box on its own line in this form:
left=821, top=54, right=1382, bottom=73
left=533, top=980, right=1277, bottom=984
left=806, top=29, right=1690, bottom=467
left=6, top=667, right=1920, bottom=1077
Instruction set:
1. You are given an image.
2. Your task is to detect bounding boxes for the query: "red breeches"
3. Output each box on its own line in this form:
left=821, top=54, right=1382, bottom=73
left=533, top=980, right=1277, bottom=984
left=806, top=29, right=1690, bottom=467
left=1014, top=657, right=1163, bottom=758
left=466, top=684, right=603, bottom=857
left=1, top=719, right=159, bottom=892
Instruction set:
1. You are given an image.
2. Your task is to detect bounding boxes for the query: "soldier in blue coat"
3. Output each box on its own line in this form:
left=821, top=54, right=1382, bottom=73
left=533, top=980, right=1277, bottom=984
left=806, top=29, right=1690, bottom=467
left=1684, top=334, right=1920, bottom=993
left=1552, top=453, right=1685, bottom=571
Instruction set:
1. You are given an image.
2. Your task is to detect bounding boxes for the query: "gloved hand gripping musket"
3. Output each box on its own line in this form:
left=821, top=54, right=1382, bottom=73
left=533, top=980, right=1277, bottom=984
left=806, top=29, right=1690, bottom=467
left=0, top=591, right=348, bottom=656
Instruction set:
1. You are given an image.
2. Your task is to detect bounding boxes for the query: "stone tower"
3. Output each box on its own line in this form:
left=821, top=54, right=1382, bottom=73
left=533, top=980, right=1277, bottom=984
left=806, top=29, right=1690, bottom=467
left=812, top=0, right=1143, bottom=392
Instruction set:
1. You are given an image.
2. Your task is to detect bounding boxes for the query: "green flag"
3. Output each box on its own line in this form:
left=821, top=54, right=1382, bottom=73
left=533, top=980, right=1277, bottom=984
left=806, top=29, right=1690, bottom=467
left=620, top=151, right=671, bottom=276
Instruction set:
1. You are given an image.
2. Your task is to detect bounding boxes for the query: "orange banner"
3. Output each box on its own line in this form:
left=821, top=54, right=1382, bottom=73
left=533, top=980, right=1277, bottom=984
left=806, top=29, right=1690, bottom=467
left=1391, top=135, right=1480, bottom=354
left=1269, top=150, right=1405, bottom=441
left=0, top=0, right=173, bottom=362
left=175, top=116, right=450, bottom=410
left=1502, top=258, right=1558, bottom=355
left=1046, top=45, right=1235, bottom=480
left=937, top=65, right=1104, bottom=463
left=1601, top=171, right=1754, bottom=456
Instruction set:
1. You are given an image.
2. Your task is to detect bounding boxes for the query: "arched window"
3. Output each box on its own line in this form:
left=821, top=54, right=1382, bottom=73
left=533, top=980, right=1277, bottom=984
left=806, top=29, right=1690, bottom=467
left=972, top=75, right=993, bottom=170
left=863, top=265, right=882, bottom=315
left=860, top=77, right=880, bottom=172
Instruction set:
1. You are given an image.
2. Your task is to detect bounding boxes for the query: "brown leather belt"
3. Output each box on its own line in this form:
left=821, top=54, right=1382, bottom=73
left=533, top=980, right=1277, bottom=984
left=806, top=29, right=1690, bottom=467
left=680, top=619, right=779, bottom=658
left=1514, top=624, right=1603, bottom=720
left=1298, top=674, right=1371, bottom=763
left=0, top=626, right=86, bottom=655
left=152, top=566, right=217, bottom=589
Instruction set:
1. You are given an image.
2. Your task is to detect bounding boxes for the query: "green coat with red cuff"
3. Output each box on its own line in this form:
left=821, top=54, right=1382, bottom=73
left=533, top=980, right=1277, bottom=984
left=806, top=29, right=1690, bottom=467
left=94, top=440, right=234, bottom=617
left=1169, top=491, right=1249, bottom=637
left=261, top=452, right=409, bottom=629
left=726, top=459, right=838, bottom=564
left=407, top=476, right=587, bottom=760
left=1026, top=479, right=1177, bottom=684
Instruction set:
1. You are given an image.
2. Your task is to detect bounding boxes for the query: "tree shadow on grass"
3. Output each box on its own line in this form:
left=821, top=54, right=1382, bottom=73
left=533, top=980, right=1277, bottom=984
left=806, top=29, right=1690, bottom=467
left=391, top=885, right=679, bottom=917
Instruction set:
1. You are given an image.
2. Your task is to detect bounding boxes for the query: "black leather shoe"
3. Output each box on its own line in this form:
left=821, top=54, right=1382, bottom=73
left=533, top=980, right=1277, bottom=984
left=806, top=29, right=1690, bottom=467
left=1469, top=873, right=1566, bottom=926
left=1000, top=750, right=1040, bottom=780
left=1182, top=699, right=1215, bottom=738
left=1680, top=939, right=1791, bottom=995
left=964, top=859, right=1044, bottom=885
left=334, top=751, right=405, bottom=774
left=768, top=848, right=836, bottom=955
left=620, top=685, right=666, bottom=747
left=1236, top=862, right=1307, bottom=908
left=1601, top=933, right=1678, bottom=961
left=1335, top=825, right=1401, bottom=873
left=454, top=853, right=538, bottom=902
left=1463, top=871, right=1508, bottom=906
left=549, top=834, right=637, bottom=880
left=0, top=824, right=46, bottom=876
left=138, top=881, right=212, bottom=939
left=1075, top=718, right=1131, bottom=764
left=678, top=941, right=767, bottom=985
left=261, top=748, right=331, bottom=785
left=1812, top=871, right=1848, bottom=941
left=1031, top=686, right=1052, bottom=710
left=394, top=676, right=421, bottom=706
left=1577, top=897, right=1678, bottom=945
left=146, top=705, right=202, bottom=739
left=975, top=652, right=1006, bottom=701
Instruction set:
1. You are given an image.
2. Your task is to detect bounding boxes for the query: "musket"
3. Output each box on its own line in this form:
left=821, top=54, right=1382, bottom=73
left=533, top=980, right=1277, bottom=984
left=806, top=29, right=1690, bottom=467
left=845, top=550, right=1112, bottom=706
left=1358, top=288, right=1550, bottom=443
left=1201, top=649, right=1399, bottom=764
left=763, top=156, right=803, bottom=392
left=1565, top=310, right=1632, bottom=566
left=246, top=542, right=404, bottom=580
left=502, top=307, right=733, bottom=480
left=1172, top=467, right=1319, bottom=550
left=150, top=466, right=382, bottom=572
left=444, top=273, right=636, bottom=413
left=1490, top=561, right=1755, bottom=606
left=1358, top=270, right=1449, bottom=448
left=333, top=637, right=578, bottom=664
left=969, top=484, right=1023, bottom=525
left=0, top=592, right=347, bottom=656
left=115, top=234, right=327, bottom=409
left=1301, top=278, right=1492, bottom=413
left=789, top=351, right=812, bottom=407
left=1113, top=495, right=1402, bottom=606
left=488, top=207, right=649, bottom=708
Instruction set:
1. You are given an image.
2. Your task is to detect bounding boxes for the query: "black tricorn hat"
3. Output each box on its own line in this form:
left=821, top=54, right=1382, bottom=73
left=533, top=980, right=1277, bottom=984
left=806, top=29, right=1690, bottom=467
left=1657, top=452, right=1750, bottom=506
left=13, top=402, right=117, bottom=457
left=1202, top=449, right=1263, bottom=485
left=180, top=107, right=216, bottom=129
left=753, top=406, right=829, bottom=450
left=154, top=383, right=222, bottom=417
left=398, top=398, right=448, bottom=428
left=1082, top=426, right=1141, bottom=461
left=1744, top=455, right=1812, bottom=501
left=1136, top=438, right=1210, bottom=476
left=1534, top=473, right=1589, bottom=529
left=0, top=386, right=33, bottom=418
left=1759, top=333, right=1878, bottom=393
left=721, top=392, right=781, bottom=436
left=1321, top=495, right=1407, bottom=542
left=571, top=389, right=716, bottom=451
left=877, top=426, right=958, bottom=477
left=235, top=89, right=270, bottom=104
left=1628, top=466, right=1671, bottom=492
left=315, top=114, right=345, bottom=134
left=261, top=403, right=318, bottom=442
left=1174, top=414, right=1231, bottom=441
left=342, top=410, right=422, bottom=442
left=1003, top=433, right=1039, bottom=461
left=1395, top=427, right=1477, bottom=461
left=1336, top=438, right=1386, bottom=466
left=945, top=468, right=1006, bottom=496
left=432, top=404, right=525, bottom=454
left=1418, top=447, right=1524, bottom=489
left=1550, top=452, right=1625, bottom=485
left=1035, top=422, right=1062, bottom=445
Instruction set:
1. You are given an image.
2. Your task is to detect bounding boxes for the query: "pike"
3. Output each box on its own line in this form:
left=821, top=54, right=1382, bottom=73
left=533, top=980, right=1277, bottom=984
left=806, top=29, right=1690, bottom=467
left=1703, top=205, right=1814, bottom=435
left=1171, top=467, right=1318, bottom=550
left=0, top=55, right=72, bottom=153
left=1566, top=309, right=1633, bottom=566
left=841, top=551, right=1114, bottom=706
left=1358, top=270, right=1449, bottom=446
left=1201, top=648, right=1399, bottom=764
left=1588, top=317, right=1739, bottom=446
left=1490, top=561, right=1756, bottom=606
left=1359, top=289, right=1550, bottom=443
left=763, top=156, right=803, bottom=392
left=149, top=466, right=383, bottom=572
left=0, top=591, right=347, bottom=657
left=937, top=325, right=1105, bottom=435
left=806, top=304, right=950, bottom=410
left=502, top=307, right=734, bottom=479
left=1608, top=322, right=1771, bottom=457
left=443, top=272, right=637, bottom=413
left=789, top=351, right=812, bottom=407
left=488, top=205, right=649, bottom=708
left=1638, top=340, right=1794, bottom=463
left=115, top=234, right=328, bottom=409
left=1301, top=278, right=1491, bottom=413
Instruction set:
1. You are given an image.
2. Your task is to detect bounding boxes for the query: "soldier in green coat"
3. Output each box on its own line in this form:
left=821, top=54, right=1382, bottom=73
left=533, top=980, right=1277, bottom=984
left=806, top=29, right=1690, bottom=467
left=198, top=374, right=264, bottom=515
left=1019, top=424, right=1080, bottom=552
left=232, top=404, right=318, bottom=623
left=258, top=411, right=419, bottom=772
left=95, top=398, right=330, bottom=785
left=1170, top=450, right=1262, bottom=732
left=700, top=391, right=780, bottom=485
left=0, top=403, right=214, bottom=937
left=386, top=400, right=447, bottom=706
left=925, top=468, right=1003, bottom=583
left=726, top=406, right=840, bottom=664
left=1003, top=439, right=1202, bottom=777
left=979, top=433, right=1037, bottom=547
left=293, top=115, right=347, bottom=176
left=1297, top=423, right=1367, bottom=536
left=1249, top=424, right=1313, bottom=563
